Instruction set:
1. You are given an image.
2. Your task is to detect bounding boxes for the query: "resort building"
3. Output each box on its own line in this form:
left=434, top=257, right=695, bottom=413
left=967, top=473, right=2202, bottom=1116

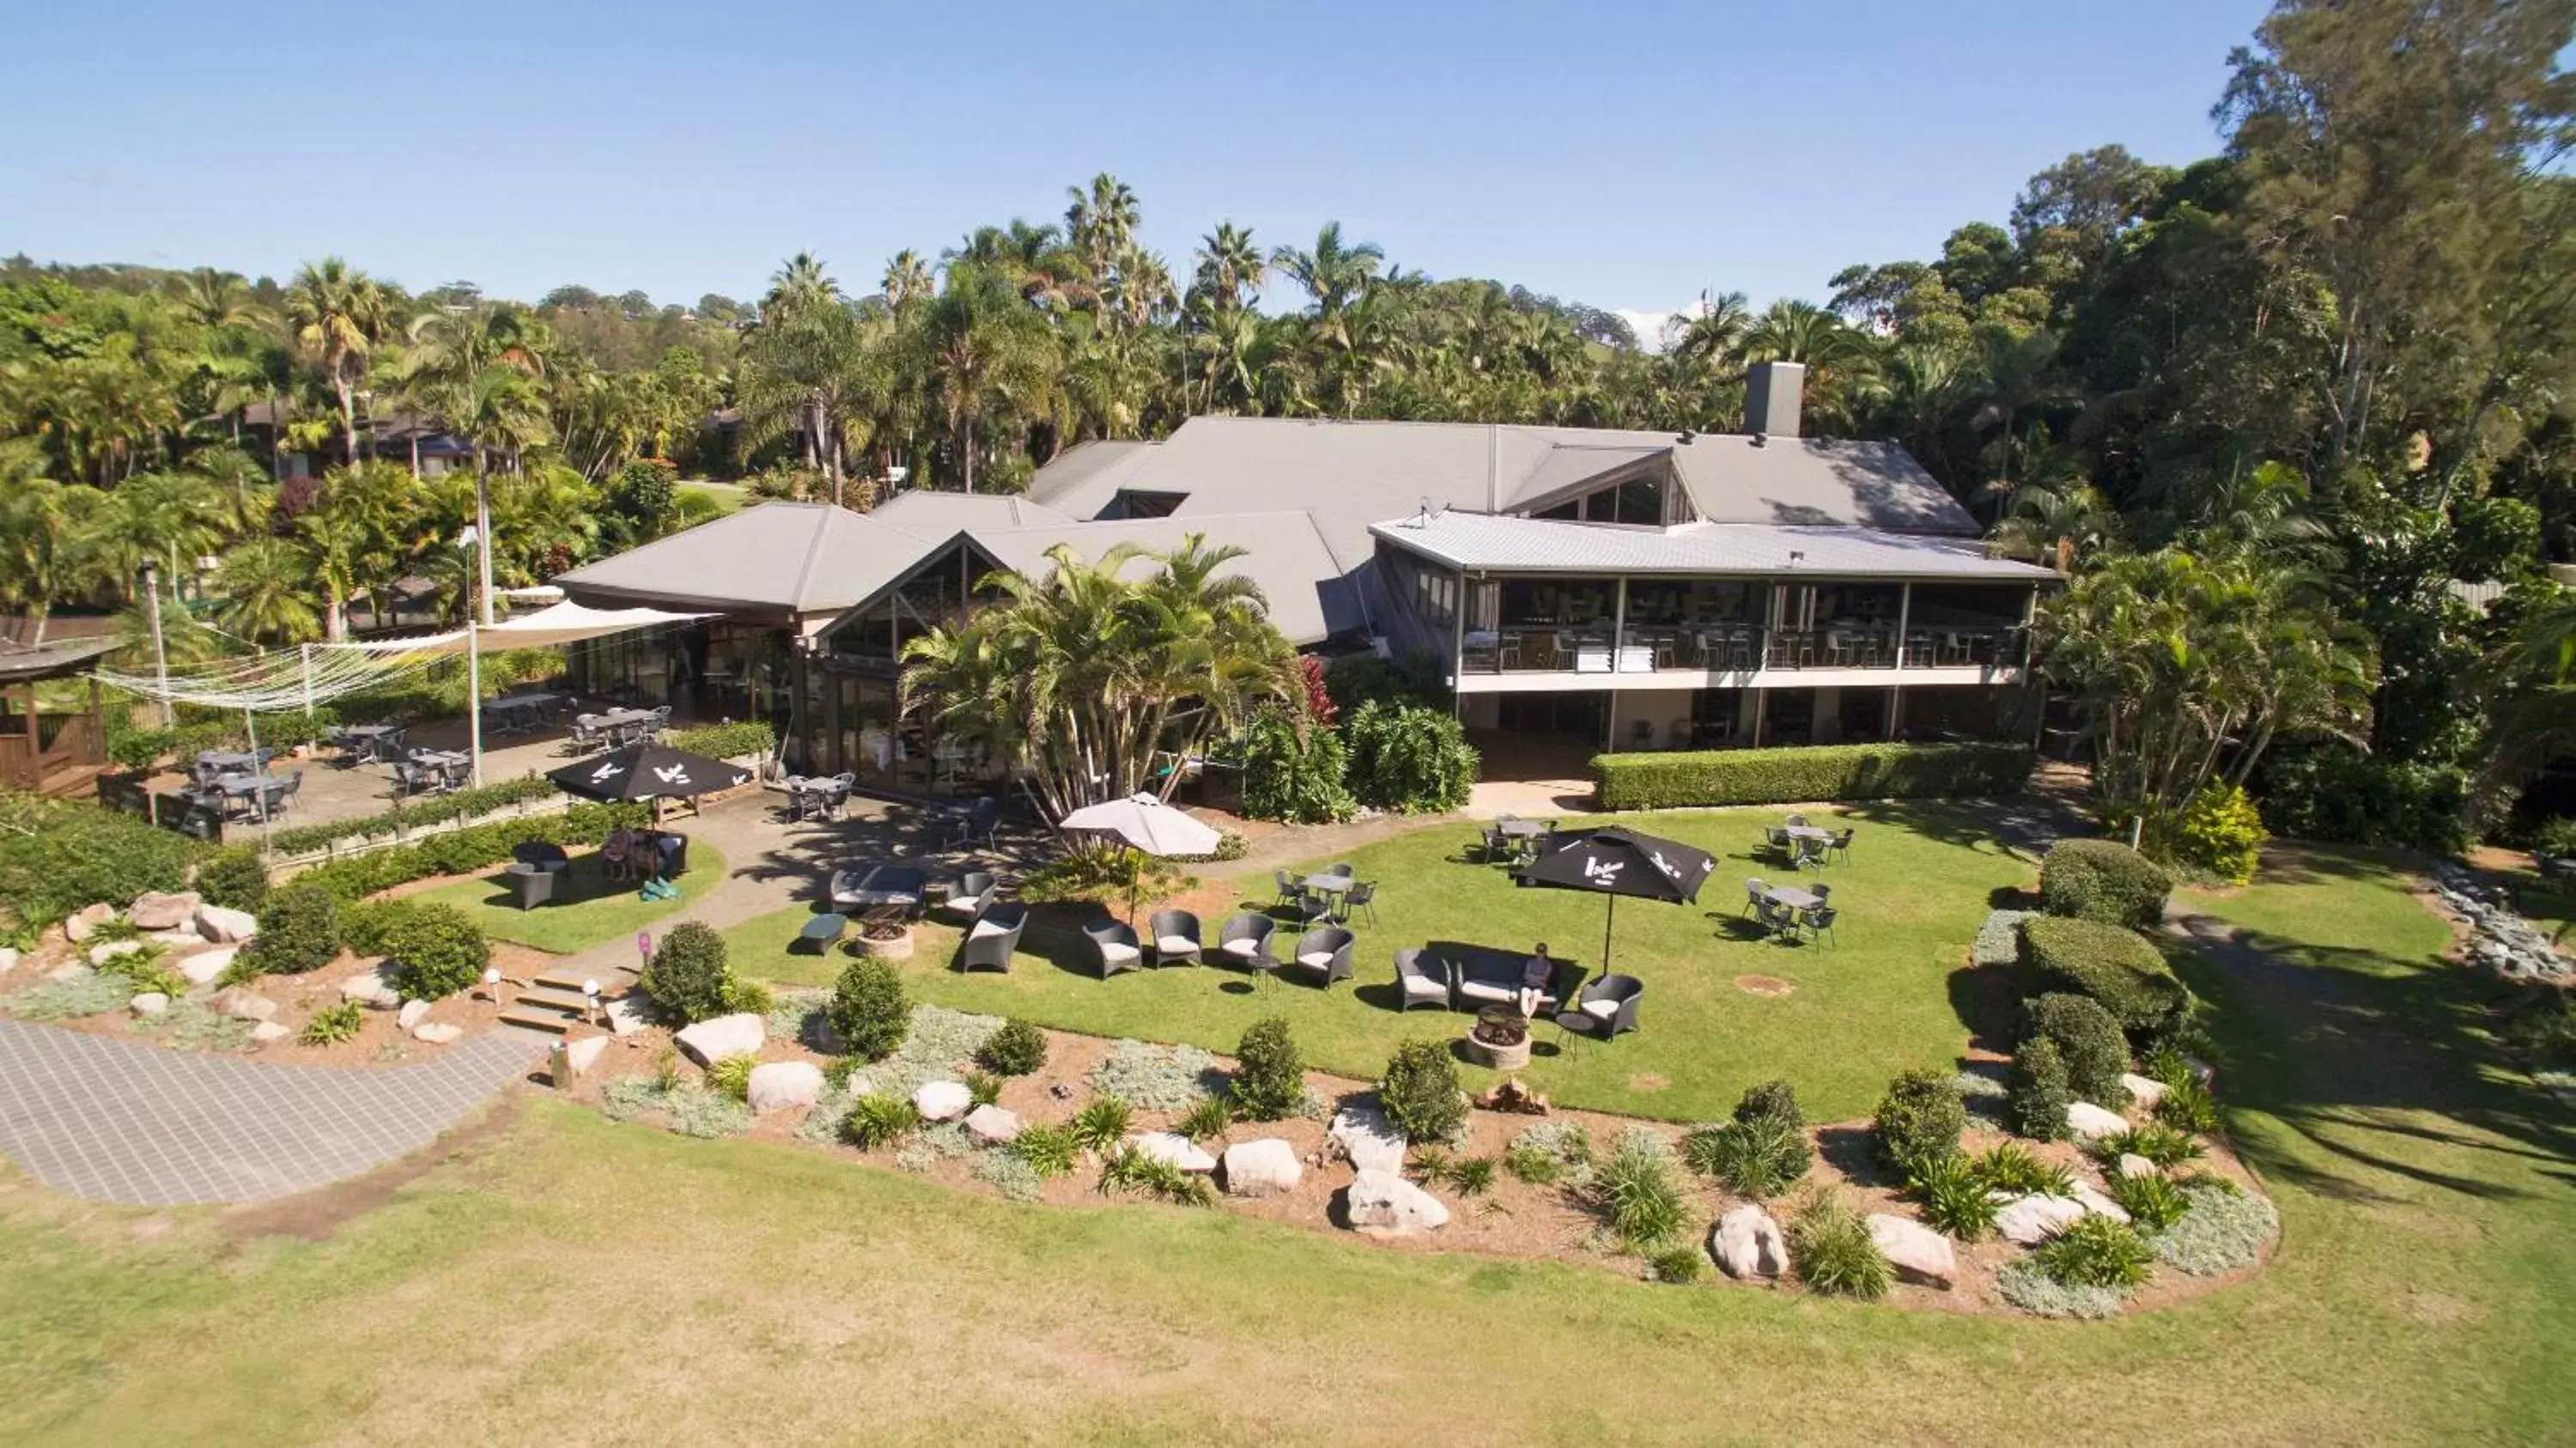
left=555, top=362, right=2055, bottom=793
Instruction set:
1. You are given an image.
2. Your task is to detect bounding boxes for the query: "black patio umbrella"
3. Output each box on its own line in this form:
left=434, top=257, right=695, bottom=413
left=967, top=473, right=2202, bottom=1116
left=1514, top=825, right=1718, bottom=978
left=547, top=742, right=750, bottom=802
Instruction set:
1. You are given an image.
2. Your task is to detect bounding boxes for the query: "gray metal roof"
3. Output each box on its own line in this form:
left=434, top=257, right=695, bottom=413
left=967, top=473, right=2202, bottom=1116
left=1024, top=439, right=1158, bottom=508
left=867, top=490, right=1077, bottom=532
left=1368, top=511, right=2057, bottom=581
left=972, top=512, right=1359, bottom=645
left=0, top=635, right=121, bottom=684
left=556, top=502, right=932, bottom=618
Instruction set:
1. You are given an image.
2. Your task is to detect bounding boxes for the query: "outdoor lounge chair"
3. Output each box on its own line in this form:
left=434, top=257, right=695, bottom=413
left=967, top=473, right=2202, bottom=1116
left=1083, top=919, right=1145, bottom=979
left=1558, top=974, right=1643, bottom=1044
left=1393, top=947, right=1452, bottom=1011
left=1147, top=908, right=1203, bottom=966
left=1334, top=880, right=1378, bottom=927
left=959, top=900, right=1027, bottom=973
left=1217, top=912, right=1277, bottom=971
left=1285, top=927, right=1354, bottom=988
left=942, top=870, right=995, bottom=921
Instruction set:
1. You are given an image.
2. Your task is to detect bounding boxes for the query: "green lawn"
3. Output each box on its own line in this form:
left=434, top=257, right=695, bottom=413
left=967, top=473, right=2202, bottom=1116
left=413, top=845, right=726, bottom=955
left=4, top=839, right=2571, bottom=1443
left=726, top=803, right=2032, bottom=1122
left=677, top=479, right=746, bottom=515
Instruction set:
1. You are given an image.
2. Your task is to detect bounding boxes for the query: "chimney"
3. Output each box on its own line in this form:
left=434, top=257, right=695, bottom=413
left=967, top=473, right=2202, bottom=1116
left=1745, top=360, right=1805, bottom=439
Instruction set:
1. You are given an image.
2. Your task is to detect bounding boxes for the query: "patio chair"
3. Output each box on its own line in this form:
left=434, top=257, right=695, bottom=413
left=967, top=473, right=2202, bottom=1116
left=1286, top=927, right=1354, bottom=988
left=1478, top=824, right=1508, bottom=862
left=1216, top=912, right=1278, bottom=971
left=1742, top=878, right=1769, bottom=917
left=959, top=900, right=1028, bottom=973
left=784, top=775, right=813, bottom=820
left=1393, top=947, right=1452, bottom=1012
left=1557, top=974, right=1643, bottom=1045
left=1828, top=827, right=1855, bottom=865
left=1297, top=889, right=1335, bottom=926
left=1272, top=869, right=1302, bottom=909
left=648, top=704, right=673, bottom=736
left=1791, top=835, right=1827, bottom=872
left=1083, top=919, right=1145, bottom=979
left=1334, top=880, right=1379, bottom=927
left=1784, top=813, right=1808, bottom=829
left=392, top=760, right=440, bottom=799
left=257, top=770, right=303, bottom=819
left=1757, top=897, right=1801, bottom=941
left=569, top=715, right=605, bottom=752
left=1323, top=861, right=1354, bottom=879
left=1802, top=904, right=1840, bottom=948
left=1148, top=908, right=1204, bottom=967
left=941, top=870, right=995, bottom=921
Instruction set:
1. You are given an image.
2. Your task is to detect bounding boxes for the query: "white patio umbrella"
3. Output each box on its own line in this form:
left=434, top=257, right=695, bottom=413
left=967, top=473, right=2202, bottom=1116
left=1058, top=793, right=1221, bottom=923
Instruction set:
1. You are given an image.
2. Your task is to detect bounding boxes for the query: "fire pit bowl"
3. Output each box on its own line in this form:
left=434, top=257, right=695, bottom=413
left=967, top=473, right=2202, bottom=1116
left=1463, top=1003, right=1534, bottom=1070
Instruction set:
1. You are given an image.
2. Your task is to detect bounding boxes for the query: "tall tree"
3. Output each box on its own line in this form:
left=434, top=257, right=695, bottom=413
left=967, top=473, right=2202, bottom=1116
left=283, top=257, right=392, bottom=466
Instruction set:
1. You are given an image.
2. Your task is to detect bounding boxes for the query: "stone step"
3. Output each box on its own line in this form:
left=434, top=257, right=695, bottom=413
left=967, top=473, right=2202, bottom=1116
left=530, top=970, right=604, bottom=995
left=511, top=987, right=594, bottom=1016
left=496, top=1009, right=574, bottom=1036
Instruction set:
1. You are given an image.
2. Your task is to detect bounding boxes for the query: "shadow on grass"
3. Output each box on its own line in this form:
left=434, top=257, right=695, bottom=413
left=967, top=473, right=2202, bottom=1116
left=1944, top=960, right=2022, bottom=1056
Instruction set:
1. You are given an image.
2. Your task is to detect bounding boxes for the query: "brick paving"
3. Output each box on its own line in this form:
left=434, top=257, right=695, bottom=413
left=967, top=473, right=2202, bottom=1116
left=0, top=1020, right=548, bottom=1206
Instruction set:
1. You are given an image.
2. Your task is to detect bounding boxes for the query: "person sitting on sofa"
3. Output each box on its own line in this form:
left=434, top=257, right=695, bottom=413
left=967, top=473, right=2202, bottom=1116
left=1517, top=944, right=1555, bottom=1018
left=601, top=826, right=635, bottom=881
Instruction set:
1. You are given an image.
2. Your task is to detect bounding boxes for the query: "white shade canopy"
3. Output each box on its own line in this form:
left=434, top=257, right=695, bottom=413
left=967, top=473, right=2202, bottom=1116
left=1059, top=793, right=1222, bottom=858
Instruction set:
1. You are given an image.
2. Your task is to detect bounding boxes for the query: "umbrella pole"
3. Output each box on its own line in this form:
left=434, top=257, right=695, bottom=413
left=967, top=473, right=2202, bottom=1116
left=466, top=622, right=484, bottom=788
left=1601, top=891, right=1617, bottom=981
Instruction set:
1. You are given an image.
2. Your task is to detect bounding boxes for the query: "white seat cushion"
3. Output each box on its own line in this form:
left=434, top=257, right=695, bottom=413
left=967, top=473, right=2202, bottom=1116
left=1581, top=998, right=1620, bottom=1021
left=1099, top=941, right=1141, bottom=964
left=969, top=917, right=1012, bottom=940
left=945, top=894, right=981, bottom=914
left=1403, top=976, right=1447, bottom=999
left=1297, top=952, right=1335, bottom=968
left=1220, top=938, right=1258, bottom=957
left=1455, top=980, right=1512, bottom=1003
left=1157, top=937, right=1198, bottom=955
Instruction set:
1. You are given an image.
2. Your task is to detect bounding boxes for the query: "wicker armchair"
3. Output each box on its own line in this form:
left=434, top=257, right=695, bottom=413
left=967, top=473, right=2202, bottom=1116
left=958, top=900, right=1027, bottom=973
left=1216, top=912, right=1277, bottom=971
left=1393, top=947, right=1452, bottom=1012
left=1557, top=974, right=1644, bottom=1043
left=1285, top=927, right=1354, bottom=988
left=1083, top=919, right=1145, bottom=979
left=1147, top=909, right=1203, bottom=967
left=942, top=870, right=996, bottom=921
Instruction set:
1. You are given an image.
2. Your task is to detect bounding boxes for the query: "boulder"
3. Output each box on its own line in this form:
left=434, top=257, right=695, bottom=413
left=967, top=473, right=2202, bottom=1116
left=88, top=940, right=144, bottom=966
left=1342, top=1168, right=1449, bottom=1236
left=963, top=1104, right=1023, bottom=1146
left=411, top=1022, right=464, bottom=1045
left=1995, top=1193, right=2088, bottom=1246
left=604, top=993, right=653, bottom=1037
left=1127, top=1131, right=1217, bottom=1173
left=913, top=1080, right=972, bottom=1123
left=210, top=987, right=277, bottom=1022
left=747, top=1061, right=825, bottom=1115
left=66, top=903, right=114, bottom=942
left=194, top=903, right=259, bottom=944
left=397, top=999, right=432, bottom=1031
left=2071, top=1181, right=2132, bottom=1225
left=1865, top=1214, right=1956, bottom=1288
left=249, top=1021, right=292, bottom=1044
left=559, top=1036, right=611, bottom=1080
left=2120, top=1073, right=2168, bottom=1110
left=2065, top=1101, right=2128, bottom=1141
left=129, top=891, right=200, bottom=932
left=149, top=928, right=204, bottom=947
left=673, top=1012, right=765, bottom=1067
left=1220, top=1138, right=1303, bottom=1198
left=2182, top=1055, right=2217, bottom=1086
left=2117, top=1153, right=2160, bottom=1180
left=178, top=947, right=236, bottom=987
left=1711, top=1203, right=1789, bottom=1280
left=129, top=992, right=169, bottom=1017
left=1327, top=1104, right=1406, bottom=1174
left=0, top=946, right=17, bottom=975
left=340, top=970, right=399, bottom=1009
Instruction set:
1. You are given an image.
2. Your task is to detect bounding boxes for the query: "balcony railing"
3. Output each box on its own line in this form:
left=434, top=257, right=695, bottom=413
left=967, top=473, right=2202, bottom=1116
left=1458, top=624, right=2026, bottom=676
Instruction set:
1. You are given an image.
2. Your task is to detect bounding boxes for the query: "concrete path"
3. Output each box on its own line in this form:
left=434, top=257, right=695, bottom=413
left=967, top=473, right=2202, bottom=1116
left=0, top=1020, right=547, bottom=1206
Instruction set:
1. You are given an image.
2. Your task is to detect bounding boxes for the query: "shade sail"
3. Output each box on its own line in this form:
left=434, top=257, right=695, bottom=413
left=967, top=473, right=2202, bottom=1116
left=338, top=601, right=714, bottom=657
left=549, top=743, right=750, bottom=801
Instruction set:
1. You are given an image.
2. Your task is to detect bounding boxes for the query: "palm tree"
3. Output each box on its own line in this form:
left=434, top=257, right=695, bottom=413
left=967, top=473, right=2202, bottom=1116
left=738, top=279, right=887, bottom=502
left=212, top=536, right=322, bottom=645
left=1193, top=222, right=1265, bottom=311
left=1670, top=289, right=1752, bottom=372
left=1065, top=172, right=1141, bottom=283
left=1966, top=327, right=2073, bottom=520
left=916, top=262, right=1056, bottom=492
left=1270, top=222, right=1385, bottom=321
left=297, top=461, right=410, bottom=640
left=283, top=258, right=392, bottom=466
left=0, top=444, right=70, bottom=642
left=451, top=366, right=553, bottom=624
left=765, top=252, right=839, bottom=315
left=882, top=250, right=933, bottom=313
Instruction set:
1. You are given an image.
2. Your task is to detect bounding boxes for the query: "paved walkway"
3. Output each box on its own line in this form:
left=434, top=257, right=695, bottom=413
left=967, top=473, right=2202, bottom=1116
left=0, top=1020, right=548, bottom=1206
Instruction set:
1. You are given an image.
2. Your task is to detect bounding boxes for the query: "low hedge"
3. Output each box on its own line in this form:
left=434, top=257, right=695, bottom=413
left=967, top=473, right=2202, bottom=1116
left=2020, top=915, right=2193, bottom=1038
left=290, top=800, right=648, bottom=902
left=1593, top=743, right=2032, bottom=811
left=0, top=792, right=201, bottom=928
left=666, top=720, right=777, bottom=760
left=264, top=776, right=560, bottom=858
left=2038, top=839, right=2172, bottom=929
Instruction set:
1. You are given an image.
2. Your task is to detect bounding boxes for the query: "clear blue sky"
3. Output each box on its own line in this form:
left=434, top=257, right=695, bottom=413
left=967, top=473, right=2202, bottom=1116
left=1, top=0, right=2271, bottom=329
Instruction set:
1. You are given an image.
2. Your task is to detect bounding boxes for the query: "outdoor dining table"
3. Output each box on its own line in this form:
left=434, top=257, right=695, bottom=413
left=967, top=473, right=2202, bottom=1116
left=1783, top=824, right=1832, bottom=843
left=1763, top=882, right=1823, bottom=911
left=1301, top=873, right=1357, bottom=896
left=338, top=723, right=402, bottom=759
left=1496, top=818, right=1549, bottom=839
left=196, top=750, right=265, bottom=776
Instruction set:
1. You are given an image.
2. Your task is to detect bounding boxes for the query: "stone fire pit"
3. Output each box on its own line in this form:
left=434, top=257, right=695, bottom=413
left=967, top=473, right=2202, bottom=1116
left=853, top=920, right=914, bottom=961
left=1461, top=1003, right=1533, bottom=1070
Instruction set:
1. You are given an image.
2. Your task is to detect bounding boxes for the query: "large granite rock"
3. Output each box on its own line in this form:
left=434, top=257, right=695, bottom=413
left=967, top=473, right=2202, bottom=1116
left=1865, top=1214, right=1956, bottom=1288
left=747, top=1061, right=824, bottom=1114
left=673, top=1012, right=766, bottom=1068
left=1220, top=1138, right=1302, bottom=1197
left=210, top=987, right=277, bottom=1022
left=1127, top=1131, right=1217, bottom=1173
left=397, top=999, right=432, bottom=1031
left=2120, top=1072, right=2168, bottom=1110
left=1343, top=1169, right=1449, bottom=1236
left=604, top=993, right=653, bottom=1037
left=2065, top=1101, right=2128, bottom=1141
left=88, top=940, right=143, bottom=967
left=65, top=903, right=115, bottom=942
left=250, top=1021, right=292, bottom=1044
left=1712, top=1203, right=1789, bottom=1280
left=913, top=1080, right=972, bottom=1123
left=1996, top=1193, right=2088, bottom=1246
left=178, top=946, right=236, bottom=986
left=129, top=891, right=201, bottom=932
left=2116, top=1153, right=2160, bottom=1180
left=0, top=946, right=18, bottom=975
left=1327, top=1105, right=1406, bottom=1174
left=195, top=903, right=258, bottom=944
left=340, top=970, right=400, bottom=1009
left=129, top=992, right=169, bottom=1017
left=557, top=1036, right=611, bottom=1081
left=963, top=1104, right=1023, bottom=1146
left=149, top=928, right=204, bottom=948
left=2071, top=1181, right=2132, bottom=1225
left=412, top=1022, right=464, bottom=1045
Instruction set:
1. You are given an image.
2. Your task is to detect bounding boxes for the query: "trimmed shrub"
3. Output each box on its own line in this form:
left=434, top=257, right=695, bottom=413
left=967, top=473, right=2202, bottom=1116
left=2008, top=1036, right=2075, bottom=1141
left=975, top=1018, right=1048, bottom=1077
left=641, top=921, right=737, bottom=1025
left=0, top=793, right=198, bottom=928
left=1972, top=909, right=2033, bottom=969
left=1592, top=742, right=2032, bottom=812
left=1649, top=1246, right=1707, bottom=1284
left=665, top=720, right=777, bottom=761
left=1732, top=1078, right=1804, bottom=1131
left=2027, top=993, right=2131, bottom=1107
left=1789, top=1193, right=1893, bottom=1299
left=1589, top=1129, right=1689, bottom=1252
left=1376, top=1038, right=1467, bottom=1144
left=379, top=903, right=489, bottom=1001
left=1343, top=701, right=1479, bottom=813
left=1234, top=707, right=1356, bottom=824
left=2038, top=839, right=2172, bottom=929
left=243, top=882, right=341, bottom=976
left=289, top=801, right=647, bottom=901
left=263, top=776, right=561, bottom=859
left=1230, top=1016, right=1307, bottom=1122
left=195, top=846, right=271, bottom=912
left=827, top=958, right=910, bottom=1062
left=1872, top=1068, right=1966, bottom=1170
left=2020, top=915, right=2192, bottom=1038
left=2169, top=782, right=2267, bottom=884
left=2032, top=1214, right=2154, bottom=1290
